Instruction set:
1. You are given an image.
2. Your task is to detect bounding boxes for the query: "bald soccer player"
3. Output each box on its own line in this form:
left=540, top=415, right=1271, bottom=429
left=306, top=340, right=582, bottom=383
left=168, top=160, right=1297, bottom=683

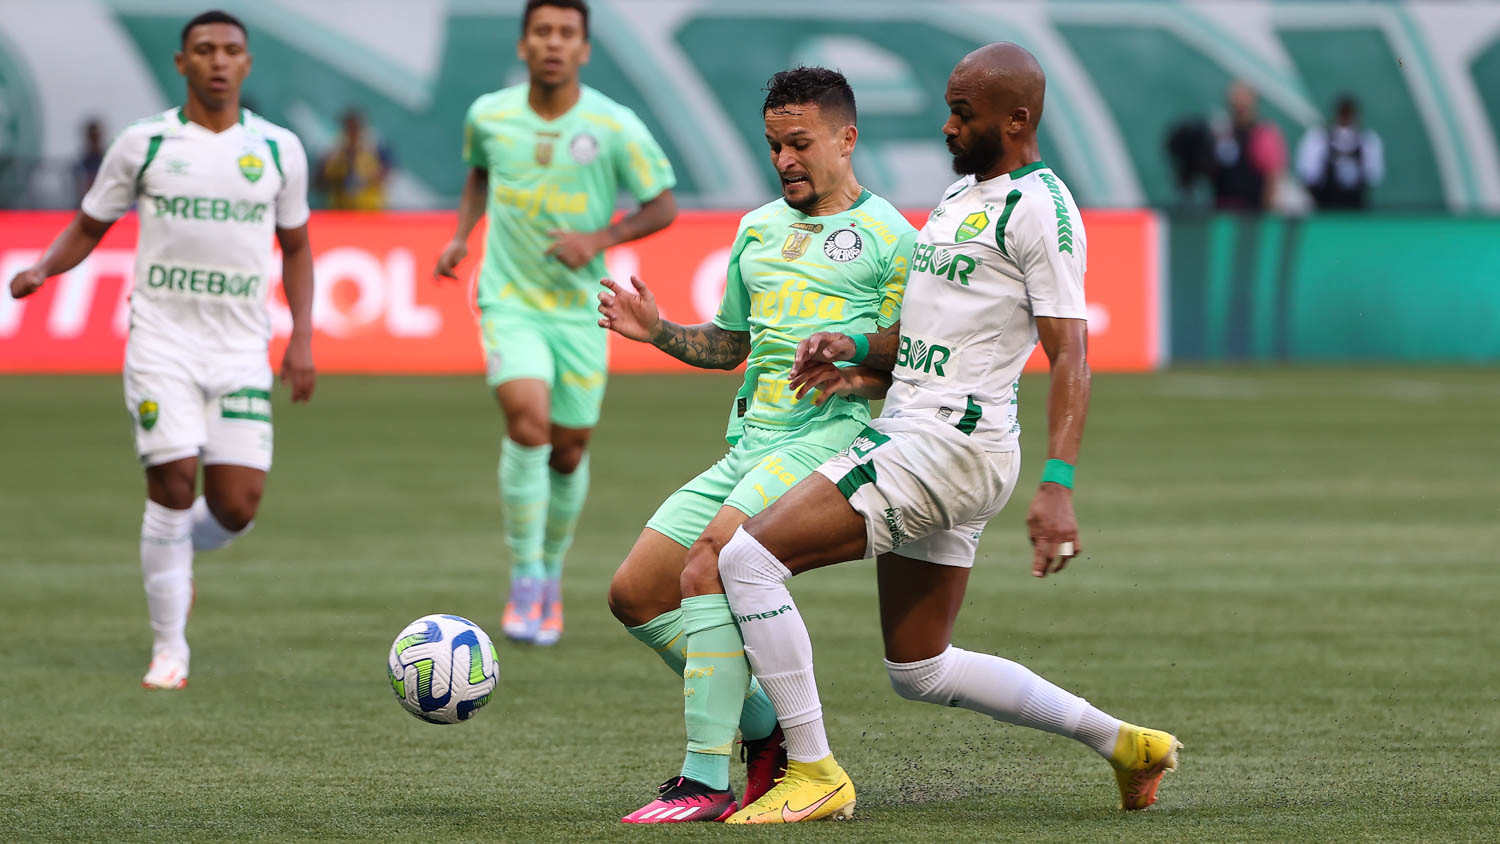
left=691, top=43, right=1180, bottom=823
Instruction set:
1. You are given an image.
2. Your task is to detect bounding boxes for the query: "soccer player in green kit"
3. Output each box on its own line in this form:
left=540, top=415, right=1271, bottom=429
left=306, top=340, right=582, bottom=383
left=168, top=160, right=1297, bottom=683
left=600, top=68, right=915, bottom=823
left=434, top=0, right=677, bottom=645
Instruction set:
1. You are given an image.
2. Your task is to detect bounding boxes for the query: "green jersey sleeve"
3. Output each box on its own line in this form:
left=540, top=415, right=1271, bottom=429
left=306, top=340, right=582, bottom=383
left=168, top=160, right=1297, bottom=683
left=461, top=102, right=487, bottom=169
left=877, top=228, right=916, bottom=329
left=612, top=110, right=676, bottom=202
left=711, top=225, right=756, bottom=332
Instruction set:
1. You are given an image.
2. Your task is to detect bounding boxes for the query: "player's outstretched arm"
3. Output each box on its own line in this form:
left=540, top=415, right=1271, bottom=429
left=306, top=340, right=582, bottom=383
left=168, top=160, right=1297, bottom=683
left=434, top=167, right=488, bottom=281
left=276, top=224, right=317, bottom=403
left=548, top=190, right=677, bottom=271
left=8, top=213, right=112, bottom=299
left=1027, top=316, right=1090, bottom=578
left=598, top=275, right=749, bottom=370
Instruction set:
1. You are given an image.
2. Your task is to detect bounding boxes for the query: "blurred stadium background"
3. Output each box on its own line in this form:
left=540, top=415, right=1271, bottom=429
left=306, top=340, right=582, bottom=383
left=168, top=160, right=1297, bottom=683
left=3, top=1, right=1497, bottom=840
left=4, top=0, right=1499, bottom=369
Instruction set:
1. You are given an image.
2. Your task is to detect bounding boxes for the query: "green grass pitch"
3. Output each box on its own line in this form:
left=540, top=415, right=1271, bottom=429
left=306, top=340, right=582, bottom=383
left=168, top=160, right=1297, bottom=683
left=2, top=370, right=1497, bottom=841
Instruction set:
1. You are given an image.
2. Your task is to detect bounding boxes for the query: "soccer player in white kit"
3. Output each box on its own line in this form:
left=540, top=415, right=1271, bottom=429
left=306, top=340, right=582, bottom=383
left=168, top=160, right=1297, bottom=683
left=699, top=44, right=1180, bottom=823
left=8, top=11, right=315, bottom=690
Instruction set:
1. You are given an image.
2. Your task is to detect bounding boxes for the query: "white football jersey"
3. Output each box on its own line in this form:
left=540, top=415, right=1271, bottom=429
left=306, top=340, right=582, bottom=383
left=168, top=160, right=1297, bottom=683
left=82, top=107, right=310, bottom=357
left=882, top=162, right=1087, bottom=449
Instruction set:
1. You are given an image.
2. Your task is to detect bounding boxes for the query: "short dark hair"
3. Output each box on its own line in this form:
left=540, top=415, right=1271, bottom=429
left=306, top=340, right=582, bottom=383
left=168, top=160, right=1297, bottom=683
left=762, top=66, right=857, bottom=127
left=522, top=0, right=590, bottom=40
left=180, top=10, right=247, bottom=47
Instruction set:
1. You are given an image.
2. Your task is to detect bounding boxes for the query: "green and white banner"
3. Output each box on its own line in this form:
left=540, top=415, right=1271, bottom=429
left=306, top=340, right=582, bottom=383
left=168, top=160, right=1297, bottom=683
left=4, top=0, right=1500, bottom=210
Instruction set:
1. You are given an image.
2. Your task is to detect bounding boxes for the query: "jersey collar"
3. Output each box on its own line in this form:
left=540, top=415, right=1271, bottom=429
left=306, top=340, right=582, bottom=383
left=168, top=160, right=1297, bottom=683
left=789, top=187, right=872, bottom=220
left=1006, top=161, right=1047, bottom=180
left=176, top=107, right=247, bottom=131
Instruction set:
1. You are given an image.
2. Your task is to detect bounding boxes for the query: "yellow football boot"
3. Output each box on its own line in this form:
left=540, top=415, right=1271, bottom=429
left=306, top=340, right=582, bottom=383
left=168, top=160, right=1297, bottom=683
left=724, top=755, right=855, bottom=824
left=1109, top=723, right=1182, bottom=810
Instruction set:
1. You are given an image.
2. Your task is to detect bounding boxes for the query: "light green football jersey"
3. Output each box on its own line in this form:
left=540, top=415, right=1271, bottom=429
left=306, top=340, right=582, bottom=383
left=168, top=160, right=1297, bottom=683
left=462, top=84, right=675, bottom=320
left=714, top=190, right=915, bottom=445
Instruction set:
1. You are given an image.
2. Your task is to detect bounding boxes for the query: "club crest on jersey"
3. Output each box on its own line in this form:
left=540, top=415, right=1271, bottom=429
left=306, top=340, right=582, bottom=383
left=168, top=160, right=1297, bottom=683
left=782, top=232, right=811, bottom=261
left=138, top=400, right=159, bottom=431
left=237, top=153, right=263, bottom=184
left=823, top=228, right=863, bottom=262
left=535, top=131, right=560, bottom=165
left=569, top=132, right=599, bottom=164
left=955, top=208, right=990, bottom=243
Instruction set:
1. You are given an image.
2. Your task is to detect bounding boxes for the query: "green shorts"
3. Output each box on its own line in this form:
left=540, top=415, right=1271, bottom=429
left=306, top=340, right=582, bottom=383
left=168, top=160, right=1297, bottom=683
left=646, top=416, right=867, bottom=548
left=479, top=307, right=608, bottom=429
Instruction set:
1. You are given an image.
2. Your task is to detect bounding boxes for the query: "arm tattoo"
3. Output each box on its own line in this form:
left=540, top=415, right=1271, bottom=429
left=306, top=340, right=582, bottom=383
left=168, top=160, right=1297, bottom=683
left=861, top=320, right=901, bottom=371
left=650, top=321, right=750, bottom=370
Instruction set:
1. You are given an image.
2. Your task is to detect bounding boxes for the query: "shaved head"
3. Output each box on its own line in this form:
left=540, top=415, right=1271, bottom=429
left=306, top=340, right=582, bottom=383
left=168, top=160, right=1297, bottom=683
left=953, top=42, right=1046, bottom=125
left=943, top=42, right=1047, bottom=178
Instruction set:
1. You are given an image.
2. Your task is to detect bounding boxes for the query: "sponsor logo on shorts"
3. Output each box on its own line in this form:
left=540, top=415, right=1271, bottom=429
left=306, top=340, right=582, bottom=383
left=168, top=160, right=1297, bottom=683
left=884, top=507, right=910, bottom=549
left=220, top=388, right=271, bottom=422
left=146, top=264, right=261, bottom=299
left=137, top=399, right=159, bottom=431
left=756, top=455, right=798, bottom=486
left=736, top=604, right=794, bottom=623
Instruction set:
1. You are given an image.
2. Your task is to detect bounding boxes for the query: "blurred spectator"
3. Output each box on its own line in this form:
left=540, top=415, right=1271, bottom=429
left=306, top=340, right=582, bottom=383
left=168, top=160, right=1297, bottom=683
left=1210, top=82, right=1286, bottom=211
left=1296, top=95, right=1383, bottom=210
left=73, top=119, right=106, bottom=202
left=1165, top=118, right=1214, bottom=209
left=316, top=110, right=393, bottom=210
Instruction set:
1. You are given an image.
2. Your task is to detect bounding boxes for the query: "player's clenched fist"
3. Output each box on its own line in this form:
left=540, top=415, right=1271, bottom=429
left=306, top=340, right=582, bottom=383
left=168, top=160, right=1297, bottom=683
left=792, top=331, right=856, bottom=380
left=9, top=266, right=46, bottom=299
left=597, top=275, right=661, bottom=342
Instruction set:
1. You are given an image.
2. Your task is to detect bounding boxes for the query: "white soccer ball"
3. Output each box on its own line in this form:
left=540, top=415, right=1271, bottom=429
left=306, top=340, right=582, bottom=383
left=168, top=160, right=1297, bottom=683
left=387, top=614, right=500, bottom=724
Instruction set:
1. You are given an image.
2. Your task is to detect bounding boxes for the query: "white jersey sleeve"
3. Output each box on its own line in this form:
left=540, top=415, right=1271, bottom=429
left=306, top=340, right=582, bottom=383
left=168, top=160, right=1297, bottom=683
left=271, top=130, right=311, bottom=229
left=1009, top=184, right=1087, bottom=319
left=80, top=129, right=149, bottom=221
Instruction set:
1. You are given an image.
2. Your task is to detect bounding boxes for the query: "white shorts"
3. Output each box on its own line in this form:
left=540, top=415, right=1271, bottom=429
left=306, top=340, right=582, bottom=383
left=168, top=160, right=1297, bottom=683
left=814, top=416, right=1019, bottom=567
left=123, top=347, right=274, bottom=471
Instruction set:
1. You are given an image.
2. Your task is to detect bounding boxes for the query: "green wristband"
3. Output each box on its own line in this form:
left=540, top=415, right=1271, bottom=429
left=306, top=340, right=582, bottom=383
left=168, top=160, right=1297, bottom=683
left=1041, top=459, right=1075, bottom=489
left=848, top=333, right=870, bottom=364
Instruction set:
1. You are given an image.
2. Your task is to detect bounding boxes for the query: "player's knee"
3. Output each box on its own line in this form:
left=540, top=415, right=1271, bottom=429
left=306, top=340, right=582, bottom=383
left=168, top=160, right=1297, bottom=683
left=680, top=538, right=726, bottom=598
left=607, top=567, right=654, bottom=627
left=717, top=527, right=788, bottom=590
left=146, top=465, right=196, bottom=510
left=506, top=417, right=550, bottom=447
left=212, top=486, right=262, bottom=532
left=549, top=443, right=586, bottom=474
left=885, top=646, right=958, bottom=705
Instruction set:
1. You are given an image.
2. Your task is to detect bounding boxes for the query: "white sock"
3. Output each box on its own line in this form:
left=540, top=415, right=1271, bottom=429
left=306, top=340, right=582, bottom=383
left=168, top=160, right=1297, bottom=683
left=141, top=501, right=194, bottom=656
left=885, top=646, right=1123, bottom=758
left=718, top=527, right=831, bottom=763
left=190, top=496, right=251, bottom=552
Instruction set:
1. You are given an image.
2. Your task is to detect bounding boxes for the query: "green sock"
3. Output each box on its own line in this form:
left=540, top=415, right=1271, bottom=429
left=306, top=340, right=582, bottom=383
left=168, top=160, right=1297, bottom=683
left=626, top=607, right=774, bottom=739
left=625, top=608, right=686, bottom=676
left=542, top=454, right=588, bottom=581
left=500, top=440, right=549, bottom=581
left=741, top=677, right=778, bottom=743
left=681, top=594, right=749, bottom=791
